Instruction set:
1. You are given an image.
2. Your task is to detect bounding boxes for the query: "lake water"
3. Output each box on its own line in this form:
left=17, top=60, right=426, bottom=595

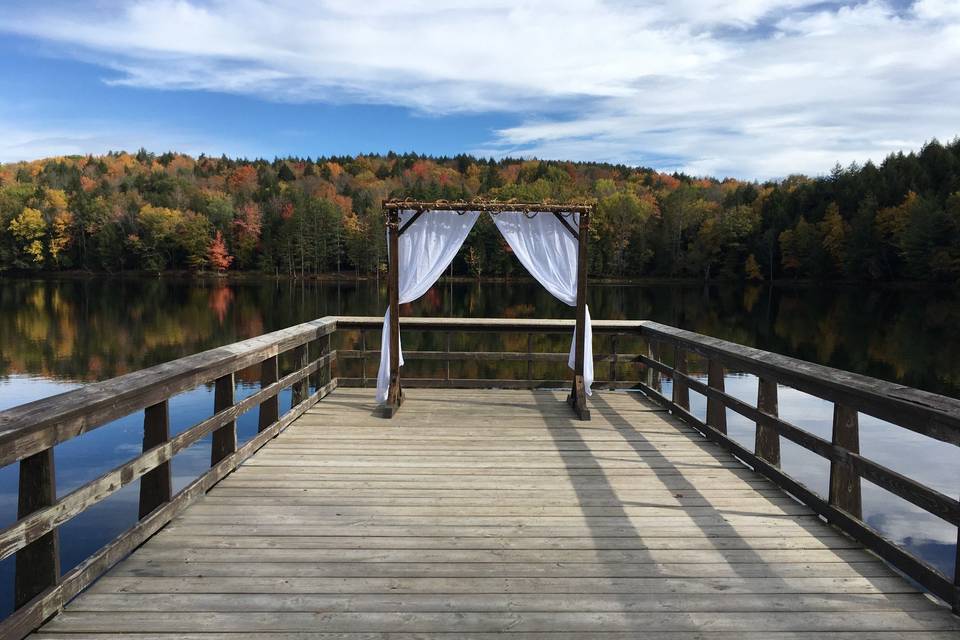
left=0, top=275, right=958, bottom=615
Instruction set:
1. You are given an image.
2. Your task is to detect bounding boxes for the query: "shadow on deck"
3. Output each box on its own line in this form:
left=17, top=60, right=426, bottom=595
left=31, top=388, right=959, bottom=638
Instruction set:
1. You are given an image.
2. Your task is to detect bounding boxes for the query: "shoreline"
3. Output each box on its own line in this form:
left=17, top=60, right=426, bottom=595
left=0, top=269, right=956, bottom=289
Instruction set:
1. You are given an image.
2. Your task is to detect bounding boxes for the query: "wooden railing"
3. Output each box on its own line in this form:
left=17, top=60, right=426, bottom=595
left=633, top=320, right=960, bottom=614
left=0, top=317, right=337, bottom=638
left=0, top=315, right=957, bottom=637
left=335, top=316, right=647, bottom=389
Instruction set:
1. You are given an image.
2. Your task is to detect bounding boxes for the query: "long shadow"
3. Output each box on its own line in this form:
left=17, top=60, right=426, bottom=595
left=533, top=388, right=897, bottom=622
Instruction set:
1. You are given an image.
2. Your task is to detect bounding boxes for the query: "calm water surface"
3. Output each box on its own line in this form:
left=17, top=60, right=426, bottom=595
left=0, top=276, right=958, bottom=614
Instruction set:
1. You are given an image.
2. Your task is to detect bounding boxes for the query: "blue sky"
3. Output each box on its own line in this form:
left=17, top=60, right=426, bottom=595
left=1, top=1, right=959, bottom=179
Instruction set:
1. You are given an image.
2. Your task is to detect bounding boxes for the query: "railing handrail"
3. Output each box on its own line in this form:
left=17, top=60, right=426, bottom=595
left=336, top=316, right=644, bottom=332
left=0, top=317, right=338, bottom=467
left=639, top=320, right=960, bottom=446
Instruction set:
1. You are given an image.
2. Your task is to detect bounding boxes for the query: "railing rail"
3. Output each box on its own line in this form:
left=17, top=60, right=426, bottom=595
left=0, top=314, right=957, bottom=638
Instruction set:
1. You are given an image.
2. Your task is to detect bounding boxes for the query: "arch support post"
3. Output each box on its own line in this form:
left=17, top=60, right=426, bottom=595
left=568, top=211, right=591, bottom=421
left=383, top=208, right=403, bottom=417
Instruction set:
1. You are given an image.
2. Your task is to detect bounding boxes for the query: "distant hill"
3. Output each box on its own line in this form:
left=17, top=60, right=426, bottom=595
left=1, top=142, right=958, bottom=281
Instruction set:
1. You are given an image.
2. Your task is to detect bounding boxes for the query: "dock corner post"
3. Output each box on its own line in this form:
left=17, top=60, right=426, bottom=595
left=258, top=354, right=280, bottom=432
left=706, top=357, right=727, bottom=434
left=755, top=377, right=781, bottom=466
left=211, top=373, right=237, bottom=466
left=829, top=403, right=862, bottom=520
left=359, top=329, right=367, bottom=388
left=385, top=208, right=403, bottom=417
left=139, top=400, right=172, bottom=519
left=671, top=345, right=689, bottom=410
left=568, top=210, right=590, bottom=421
left=14, top=448, right=60, bottom=609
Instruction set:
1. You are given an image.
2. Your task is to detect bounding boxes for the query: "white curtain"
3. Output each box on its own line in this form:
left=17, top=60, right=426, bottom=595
left=491, top=211, right=593, bottom=395
left=376, top=210, right=480, bottom=403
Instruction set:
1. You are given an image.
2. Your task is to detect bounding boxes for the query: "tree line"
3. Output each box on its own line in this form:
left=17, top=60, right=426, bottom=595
left=1, top=140, right=958, bottom=281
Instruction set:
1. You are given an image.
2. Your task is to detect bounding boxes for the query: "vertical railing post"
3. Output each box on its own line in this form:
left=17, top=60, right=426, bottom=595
left=139, top=400, right=172, bottom=519
left=14, top=448, right=59, bottom=608
left=292, top=344, right=309, bottom=405
left=211, top=373, right=237, bottom=466
left=321, top=331, right=333, bottom=390
left=527, top=333, right=533, bottom=383
left=706, top=357, right=727, bottom=434
left=610, top=335, right=619, bottom=386
left=672, top=345, right=689, bottom=410
left=359, top=329, right=367, bottom=388
left=755, top=377, right=781, bottom=466
left=829, top=403, right=862, bottom=519
left=445, top=331, right=451, bottom=384
left=258, top=354, right=279, bottom=432
left=646, top=340, right=661, bottom=393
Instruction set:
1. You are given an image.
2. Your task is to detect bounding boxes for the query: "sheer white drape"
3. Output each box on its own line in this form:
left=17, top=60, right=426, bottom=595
left=490, top=211, right=593, bottom=395
left=375, top=210, right=480, bottom=403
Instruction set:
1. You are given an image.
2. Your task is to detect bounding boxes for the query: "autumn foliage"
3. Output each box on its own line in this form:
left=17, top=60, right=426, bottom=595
left=1, top=142, right=959, bottom=281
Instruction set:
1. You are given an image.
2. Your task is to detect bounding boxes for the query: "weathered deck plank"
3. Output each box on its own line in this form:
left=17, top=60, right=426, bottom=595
left=32, top=388, right=958, bottom=638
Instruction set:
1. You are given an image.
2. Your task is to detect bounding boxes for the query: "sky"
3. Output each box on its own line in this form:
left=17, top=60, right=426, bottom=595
left=0, top=0, right=959, bottom=180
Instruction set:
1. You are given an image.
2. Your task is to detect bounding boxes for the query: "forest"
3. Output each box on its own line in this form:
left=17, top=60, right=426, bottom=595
left=1, top=139, right=959, bottom=281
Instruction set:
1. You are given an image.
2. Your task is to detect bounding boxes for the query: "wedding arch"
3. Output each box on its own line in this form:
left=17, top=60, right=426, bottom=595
left=375, top=199, right=594, bottom=421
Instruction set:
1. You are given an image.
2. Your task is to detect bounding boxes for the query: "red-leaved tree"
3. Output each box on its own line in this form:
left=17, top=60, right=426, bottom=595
left=208, top=230, right=234, bottom=273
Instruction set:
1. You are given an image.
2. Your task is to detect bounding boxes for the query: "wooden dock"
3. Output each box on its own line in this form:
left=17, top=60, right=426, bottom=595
left=30, top=388, right=959, bottom=638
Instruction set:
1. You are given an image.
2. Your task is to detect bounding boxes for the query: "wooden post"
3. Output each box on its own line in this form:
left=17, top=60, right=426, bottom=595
left=610, top=335, right=619, bottom=386
left=384, top=208, right=402, bottom=416
left=138, top=400, right=172, bottom=519
left=527, top=333, right=533, bottom=382
left=672, top=345, right=689, bottom=410
left=706, top=357, right=727, bottom=434
left=568, top=211, right=590, bottom=420
left=445, top=331, right=451, bottom=384
left=359, top=329, right=367, bottom=388
left=829, top=403, right=862, bottom=519
left=755, top=377, right=781, bottom=466
left=14, top=448, right=59, bottom=608
left=258, top=355, right=279, bottom=432
left=210, top=373, right=236, bottom=466
left=292, top=344, right=309, bottom=405
left=645, top=341, right=660, bottom=392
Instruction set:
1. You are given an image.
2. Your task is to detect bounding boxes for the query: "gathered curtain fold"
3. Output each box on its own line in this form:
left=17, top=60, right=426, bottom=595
left=489, top=211, right=593, bottom=395
left=375, top=210, right=480, bottom=403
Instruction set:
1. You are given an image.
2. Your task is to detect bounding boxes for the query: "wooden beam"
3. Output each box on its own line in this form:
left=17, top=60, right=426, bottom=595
left=383, top=200, right=593, bottom=214
left=397, top=209, right=426, bottom=236
left=138, top=400, right=171, bottom=519
left=552, top=212, right=579, bottom=240
left=568, top=212, right=590, bottom=421
left=14, top=449, right=59, bottom=609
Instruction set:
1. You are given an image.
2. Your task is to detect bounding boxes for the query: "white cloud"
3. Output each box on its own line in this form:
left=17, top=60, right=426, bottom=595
left=0, top=118, right=249, bottom=164
left=1, top=0, right=958, bottom=178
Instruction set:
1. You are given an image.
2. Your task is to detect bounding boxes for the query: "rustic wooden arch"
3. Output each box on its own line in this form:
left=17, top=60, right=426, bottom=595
left=381, top=199, right=594, bottom=421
